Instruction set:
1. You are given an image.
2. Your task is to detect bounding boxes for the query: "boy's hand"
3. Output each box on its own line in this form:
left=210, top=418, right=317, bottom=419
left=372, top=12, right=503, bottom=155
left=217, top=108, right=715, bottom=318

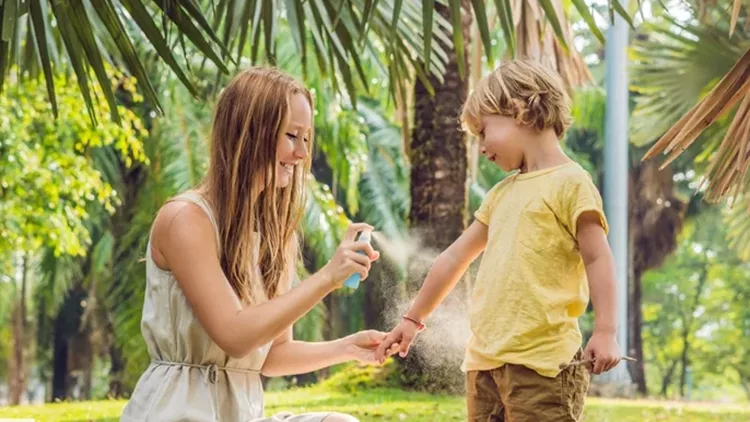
left=344, top=330, right=398, bottom=364
left=583, top=331, right=621, bottom=375
left=375, top=320, right=421, bottom=364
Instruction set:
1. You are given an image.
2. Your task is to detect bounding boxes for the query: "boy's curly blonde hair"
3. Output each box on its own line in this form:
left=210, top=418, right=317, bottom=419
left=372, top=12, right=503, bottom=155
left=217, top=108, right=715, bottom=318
left=461, top=59, right=572, bottom=139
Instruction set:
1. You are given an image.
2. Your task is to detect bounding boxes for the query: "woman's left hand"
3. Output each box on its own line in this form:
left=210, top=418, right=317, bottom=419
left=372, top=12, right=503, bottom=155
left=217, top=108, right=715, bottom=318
left=344, top=330, right=399, bottom=364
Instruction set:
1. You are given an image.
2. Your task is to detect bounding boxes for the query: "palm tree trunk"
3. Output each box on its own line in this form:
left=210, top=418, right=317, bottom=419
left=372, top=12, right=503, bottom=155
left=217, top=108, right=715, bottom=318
left=628, top=159, right=686, bottom=396
left=9, top=253, right=29, bottom=405
left=403, top=0, right=471, bottom=393
left=52, top=312, right=70, bottom=401
left=9, top=302, right=25, bottom=404
left=52, top=285, right=87, bottom=401
left=108, top=342, right=125, bottom=398
left=409, top=4, right=471, bottom=254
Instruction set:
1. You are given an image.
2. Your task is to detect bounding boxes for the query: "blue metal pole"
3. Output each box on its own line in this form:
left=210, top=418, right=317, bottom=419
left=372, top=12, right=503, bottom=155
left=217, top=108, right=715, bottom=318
left=599, top=10, right=632, bottom=387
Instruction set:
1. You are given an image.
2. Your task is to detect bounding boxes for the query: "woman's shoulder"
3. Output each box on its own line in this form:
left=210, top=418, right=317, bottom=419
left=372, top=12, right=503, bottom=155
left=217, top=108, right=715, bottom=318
left=150, top=193, right=217, bottom=269
left=156, top=191, right=211, bottom=226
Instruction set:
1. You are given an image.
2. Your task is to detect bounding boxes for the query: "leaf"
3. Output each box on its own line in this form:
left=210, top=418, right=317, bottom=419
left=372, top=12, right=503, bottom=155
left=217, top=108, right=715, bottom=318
left=48, top=0, right=97, bottom=124
left=471, top=0, right=493, bottom=66
left=285, top=0, right=306, bottom=69
left=263, top=0, right=275, bottom=63
left=611, top=0, right=635, bottom=29
left=119, top=0, right=198, bottom=97
left=92, top=1, right=161, bottom=113
left=323, top=3, right=369, bottom=92
left=28, top=0, right=56, bottom=116
left=448, top=0, right=464, bottom=79
left=390, top=0, right=403, bottom=36
left=220, top=0, right=236, bottom=55
left=494, top=0, right=515, bottom=57
left=571, top=0, right=604, bottom=44
left=91, top=231, right=114, bottom=276
left=303, top=2, right=329, bottom=75
left=423, top=0, right=434, bottom=71
left=1, top=0, right=16, bottom=41
left=539, top=0, right=569, bottom=53
left=67, top=0, right=120, bottom=124
left=360, top=0, right=377, bottom=42
left=177, top=0, right=232, bottom=60
left=153, top=1, right=229, bottom=74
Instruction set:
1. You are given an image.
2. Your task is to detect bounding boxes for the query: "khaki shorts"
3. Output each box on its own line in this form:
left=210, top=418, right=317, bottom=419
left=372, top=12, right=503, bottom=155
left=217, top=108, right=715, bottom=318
left=466, top=350, right=590, bottom=421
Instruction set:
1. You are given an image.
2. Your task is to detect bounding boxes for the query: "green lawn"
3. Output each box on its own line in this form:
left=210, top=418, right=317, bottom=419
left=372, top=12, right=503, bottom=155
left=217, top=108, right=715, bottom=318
left=1, top=386, right=749, bottom=421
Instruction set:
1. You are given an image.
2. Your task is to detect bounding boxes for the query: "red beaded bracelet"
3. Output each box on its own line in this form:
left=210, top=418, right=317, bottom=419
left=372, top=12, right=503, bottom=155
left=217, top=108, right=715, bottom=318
left=402, top=315, right=426, bottom=331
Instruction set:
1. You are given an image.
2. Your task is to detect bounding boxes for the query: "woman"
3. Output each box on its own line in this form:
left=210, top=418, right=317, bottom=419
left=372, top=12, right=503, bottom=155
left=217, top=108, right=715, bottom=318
left=121, top=67, right=387, bottom=422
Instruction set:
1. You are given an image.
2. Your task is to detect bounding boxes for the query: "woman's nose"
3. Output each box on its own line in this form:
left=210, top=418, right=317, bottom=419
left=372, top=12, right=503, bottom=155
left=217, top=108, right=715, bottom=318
left=294, top=140, right=308, bottom=159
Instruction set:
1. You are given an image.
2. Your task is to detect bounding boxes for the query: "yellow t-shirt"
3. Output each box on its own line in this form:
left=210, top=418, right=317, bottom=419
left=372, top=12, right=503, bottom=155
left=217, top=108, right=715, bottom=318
left=462, top=162, right=608, bottom=378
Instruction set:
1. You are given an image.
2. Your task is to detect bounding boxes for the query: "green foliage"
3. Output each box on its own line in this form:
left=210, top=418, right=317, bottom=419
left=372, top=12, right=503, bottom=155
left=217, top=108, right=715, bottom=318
left=0, top=70, right=147, bottom=258
left=320, top=359, right=400, bottom=392
left=642, top=208, right=750, bottom=400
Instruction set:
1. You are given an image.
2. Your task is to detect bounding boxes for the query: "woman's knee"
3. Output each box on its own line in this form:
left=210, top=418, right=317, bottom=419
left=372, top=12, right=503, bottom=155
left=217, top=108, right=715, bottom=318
left=321, top=413, right=358, bottom=422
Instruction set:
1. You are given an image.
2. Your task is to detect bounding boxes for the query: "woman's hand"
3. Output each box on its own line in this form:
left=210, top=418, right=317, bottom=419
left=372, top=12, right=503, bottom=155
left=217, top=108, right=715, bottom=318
left=319, top=223, right=379, bottom=289
left=375, top=319, right=422, bottom=363
left=343, top=330, right=399, bottom=364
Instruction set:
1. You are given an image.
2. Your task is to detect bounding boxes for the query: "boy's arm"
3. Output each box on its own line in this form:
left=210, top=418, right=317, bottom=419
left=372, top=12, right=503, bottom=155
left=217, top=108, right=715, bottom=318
left=577, top=211, right=621, bottom=375
left=375, top=220, right=488, bottom=362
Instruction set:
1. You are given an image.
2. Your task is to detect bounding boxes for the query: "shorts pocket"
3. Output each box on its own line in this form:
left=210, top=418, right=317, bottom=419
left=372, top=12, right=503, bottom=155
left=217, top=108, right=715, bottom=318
left=560, top=350, right=589, bottom=420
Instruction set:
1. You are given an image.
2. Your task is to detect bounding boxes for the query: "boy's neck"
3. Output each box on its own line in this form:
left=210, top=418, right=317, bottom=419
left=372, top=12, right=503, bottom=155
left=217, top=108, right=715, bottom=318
left=520, top=130, right=571, bottom=173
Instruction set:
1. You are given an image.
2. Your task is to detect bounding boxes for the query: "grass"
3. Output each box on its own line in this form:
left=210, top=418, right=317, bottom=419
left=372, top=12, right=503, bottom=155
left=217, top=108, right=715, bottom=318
left=1, top=386, right=749, bottom=421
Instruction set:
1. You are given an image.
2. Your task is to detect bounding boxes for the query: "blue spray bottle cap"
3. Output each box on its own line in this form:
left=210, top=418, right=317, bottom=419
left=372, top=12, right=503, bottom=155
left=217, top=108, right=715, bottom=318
left=343, top=229, right=373, bottom=289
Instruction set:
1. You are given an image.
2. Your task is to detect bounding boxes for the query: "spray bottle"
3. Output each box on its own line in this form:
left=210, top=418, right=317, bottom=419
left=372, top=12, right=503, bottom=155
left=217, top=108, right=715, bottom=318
left=343, top=229, right=373, bottom=289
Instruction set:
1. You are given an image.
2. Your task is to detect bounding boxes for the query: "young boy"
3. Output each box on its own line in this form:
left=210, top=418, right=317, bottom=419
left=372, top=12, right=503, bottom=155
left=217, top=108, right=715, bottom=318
left=375, top=59, right=621, bottom=421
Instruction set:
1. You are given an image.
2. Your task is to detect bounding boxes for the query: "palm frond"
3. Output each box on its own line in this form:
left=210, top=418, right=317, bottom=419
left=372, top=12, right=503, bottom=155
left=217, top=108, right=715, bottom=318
left=633, top=12, right=750, bottom=202
left=312, top=91, right=368, bottom=215
left=631, top=17, right=747, bottom=146
left=510, top=0, right=594, bottom=88
left=0, top=0, right=227, bottom=122
left=642, top=47, right=750, bottom=202
left=356, top=99, right=409, bottom=240
left=212, top=0, right=452, bottom=104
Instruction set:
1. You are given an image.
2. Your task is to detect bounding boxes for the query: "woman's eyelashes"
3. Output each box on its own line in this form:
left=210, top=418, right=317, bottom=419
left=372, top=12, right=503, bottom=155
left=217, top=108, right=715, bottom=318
left=286, top=132, right=309, bottom=143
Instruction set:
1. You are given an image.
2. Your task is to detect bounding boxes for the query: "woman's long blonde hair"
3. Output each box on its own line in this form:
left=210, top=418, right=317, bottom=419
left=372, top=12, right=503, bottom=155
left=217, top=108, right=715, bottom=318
left=202, top=67, right=312, bottom=304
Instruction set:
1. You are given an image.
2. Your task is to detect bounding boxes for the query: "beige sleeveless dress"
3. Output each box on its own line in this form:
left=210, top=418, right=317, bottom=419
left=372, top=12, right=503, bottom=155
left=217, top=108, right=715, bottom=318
left=121, top=192, right=335, bottom=422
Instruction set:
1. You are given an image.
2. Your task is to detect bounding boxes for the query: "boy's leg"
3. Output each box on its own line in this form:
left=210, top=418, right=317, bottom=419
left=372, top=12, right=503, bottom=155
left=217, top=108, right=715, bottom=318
left=494, top=351, right=590, bottom=421
left=466, top=370, right=505, bottom=421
